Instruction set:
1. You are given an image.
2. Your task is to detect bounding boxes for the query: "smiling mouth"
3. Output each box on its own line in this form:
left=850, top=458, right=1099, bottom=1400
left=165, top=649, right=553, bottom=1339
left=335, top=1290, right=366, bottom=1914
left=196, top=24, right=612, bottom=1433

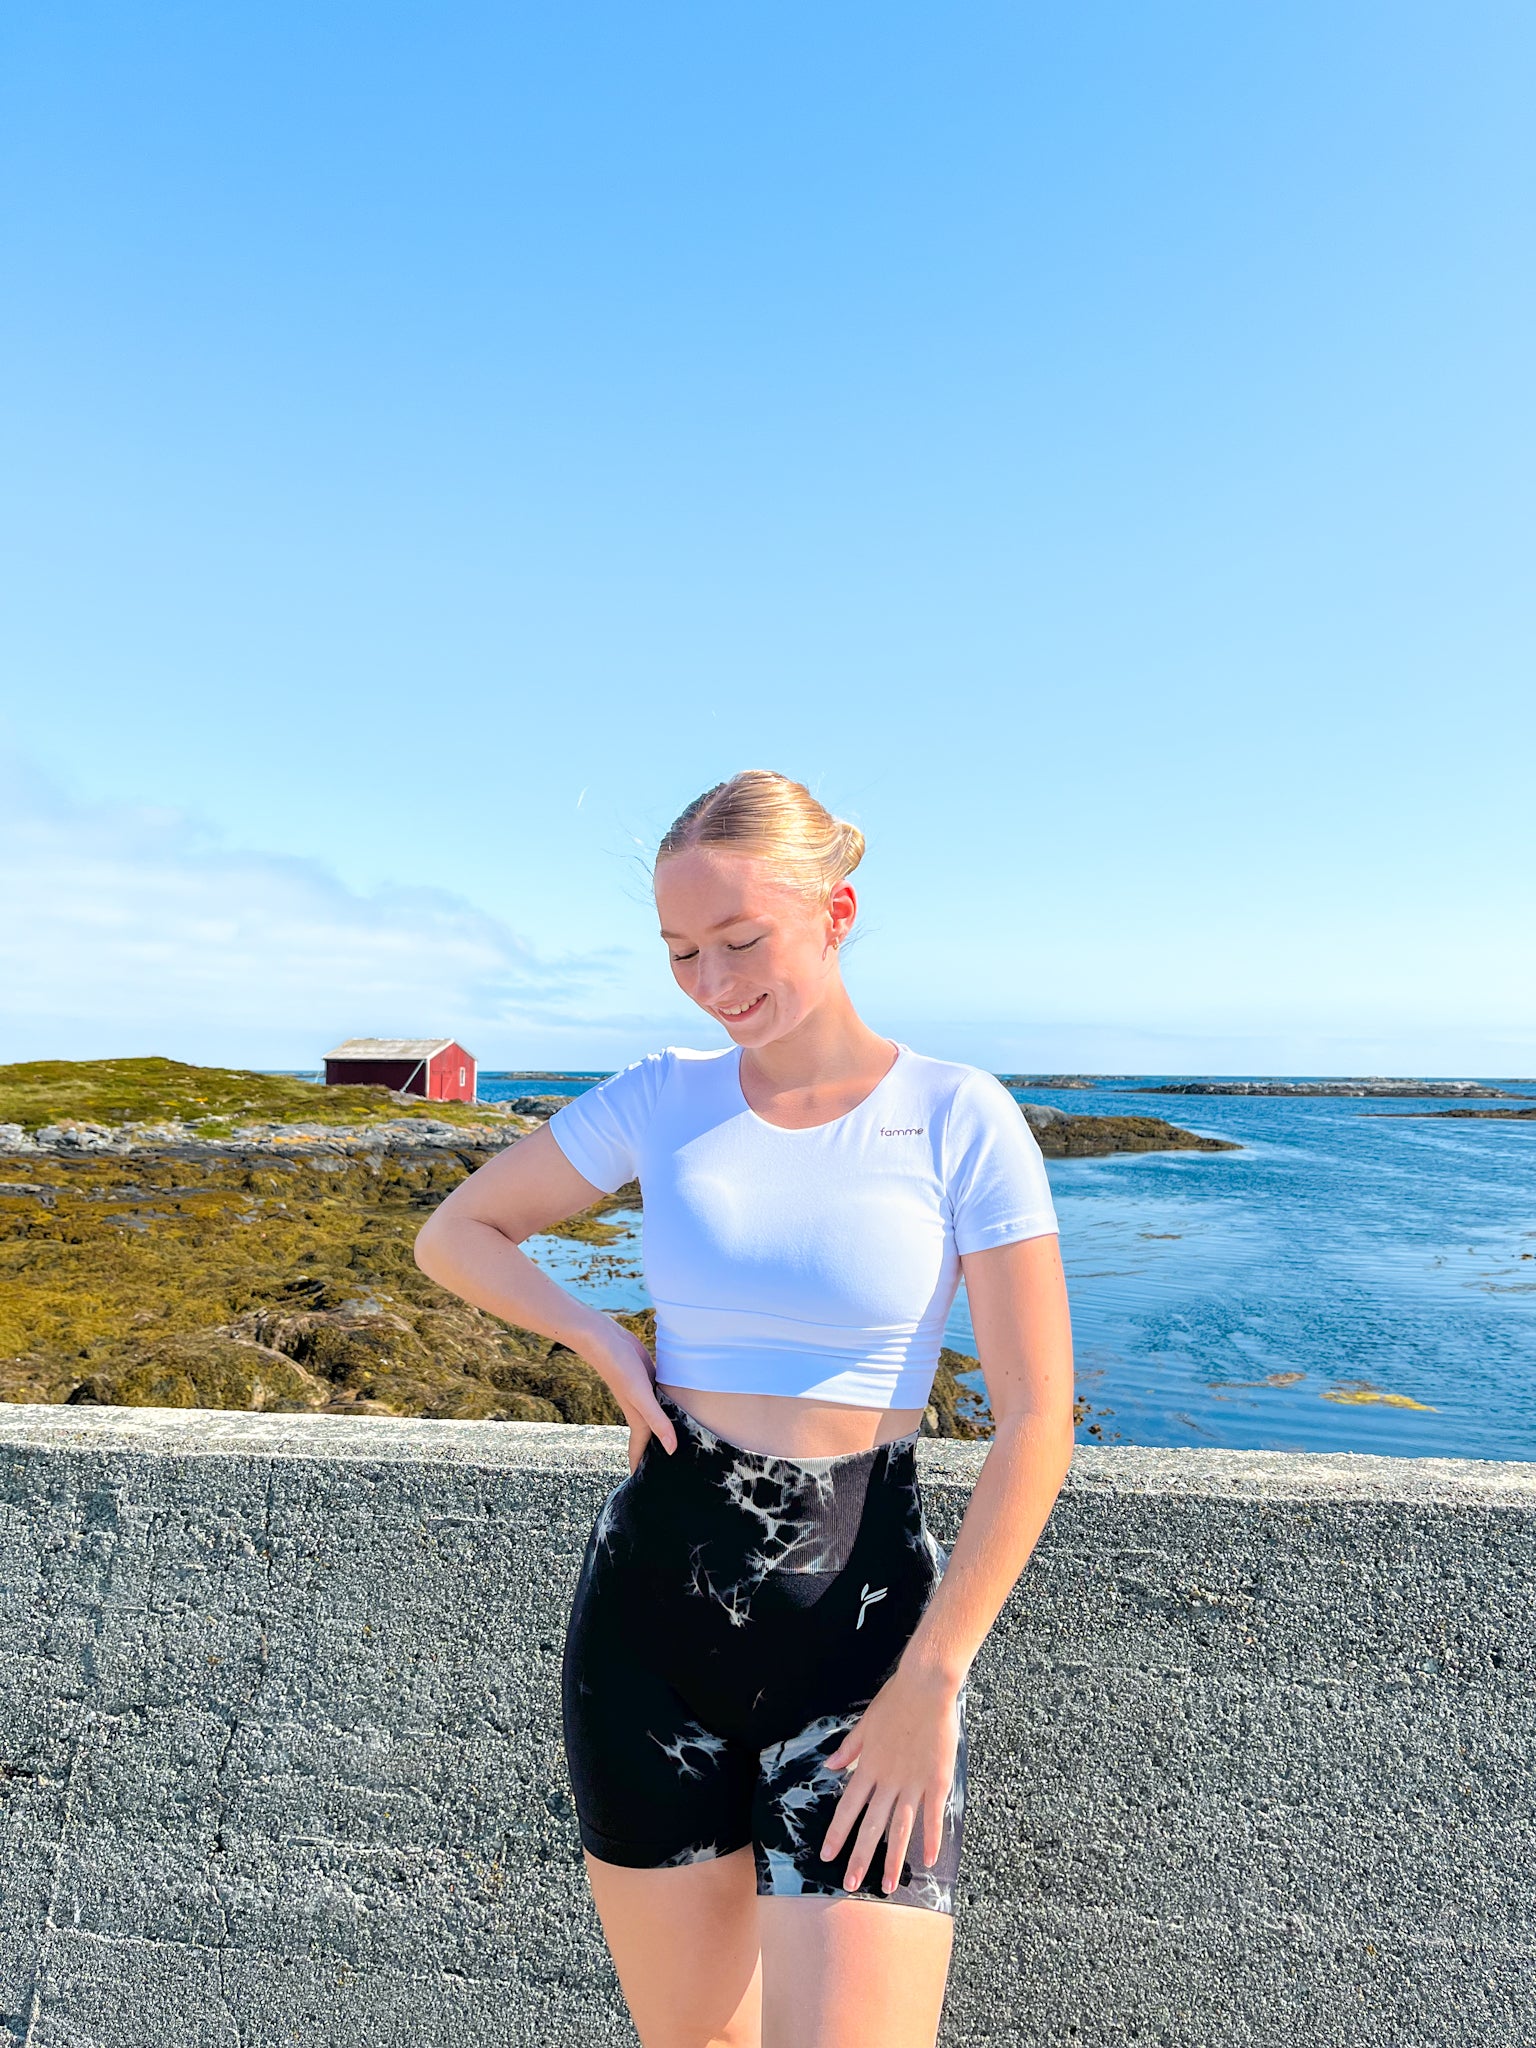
left=718, top=992, right=768, bottom=1020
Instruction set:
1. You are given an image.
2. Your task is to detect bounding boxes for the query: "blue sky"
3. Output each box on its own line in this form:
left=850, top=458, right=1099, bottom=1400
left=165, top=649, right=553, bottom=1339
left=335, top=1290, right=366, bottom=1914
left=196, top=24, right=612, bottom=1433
left=2, top=3, right=1531, bottom=1075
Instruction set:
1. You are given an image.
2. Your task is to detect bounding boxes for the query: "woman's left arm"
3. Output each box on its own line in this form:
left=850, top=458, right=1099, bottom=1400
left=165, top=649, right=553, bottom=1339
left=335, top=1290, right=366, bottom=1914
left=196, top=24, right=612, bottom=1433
left=818, top=1229, right=1075, bottom=1893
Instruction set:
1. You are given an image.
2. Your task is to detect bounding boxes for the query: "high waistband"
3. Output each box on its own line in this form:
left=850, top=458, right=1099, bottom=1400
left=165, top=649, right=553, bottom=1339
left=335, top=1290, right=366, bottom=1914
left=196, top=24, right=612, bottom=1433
left=611, top=1387, right=927, bottom=1596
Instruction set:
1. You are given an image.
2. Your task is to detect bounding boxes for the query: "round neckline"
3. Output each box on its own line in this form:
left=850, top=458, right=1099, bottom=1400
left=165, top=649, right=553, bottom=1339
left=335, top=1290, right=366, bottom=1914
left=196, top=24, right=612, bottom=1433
left=732, top=1040, right=910, bottom=1135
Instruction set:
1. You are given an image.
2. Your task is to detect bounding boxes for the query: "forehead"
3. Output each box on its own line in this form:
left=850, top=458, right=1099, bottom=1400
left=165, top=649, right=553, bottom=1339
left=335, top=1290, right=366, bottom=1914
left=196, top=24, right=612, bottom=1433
left=653, top=848, right=797, bottom=936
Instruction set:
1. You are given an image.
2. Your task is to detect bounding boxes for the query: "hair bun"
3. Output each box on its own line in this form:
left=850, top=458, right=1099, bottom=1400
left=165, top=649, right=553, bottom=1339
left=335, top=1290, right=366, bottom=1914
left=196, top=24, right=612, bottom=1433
left=654, top=769, right=867, bottom=909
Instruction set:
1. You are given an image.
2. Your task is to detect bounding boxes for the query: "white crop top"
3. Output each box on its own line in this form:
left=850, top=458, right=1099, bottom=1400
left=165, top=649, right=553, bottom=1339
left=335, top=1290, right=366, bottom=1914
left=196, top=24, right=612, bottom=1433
left=544, top=1041, right=1058, bottom=1411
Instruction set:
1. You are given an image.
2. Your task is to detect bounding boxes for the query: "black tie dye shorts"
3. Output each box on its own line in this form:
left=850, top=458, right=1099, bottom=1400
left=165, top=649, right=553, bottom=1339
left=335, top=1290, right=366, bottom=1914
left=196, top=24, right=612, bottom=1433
left=560, top=1386, right=967, bottom=1913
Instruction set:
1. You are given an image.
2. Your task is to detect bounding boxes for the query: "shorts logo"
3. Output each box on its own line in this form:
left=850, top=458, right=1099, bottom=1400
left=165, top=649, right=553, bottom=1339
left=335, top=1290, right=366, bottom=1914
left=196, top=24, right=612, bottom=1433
left=856, top=1583, right=888, bottom=1630
left=879, top=1126, right=925, bottom=1137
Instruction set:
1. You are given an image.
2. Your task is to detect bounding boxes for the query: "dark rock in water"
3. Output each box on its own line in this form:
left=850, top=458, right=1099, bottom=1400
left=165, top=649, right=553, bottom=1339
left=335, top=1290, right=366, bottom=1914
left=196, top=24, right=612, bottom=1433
left=1020, top=1103, right=1070, bottom=1131
left=1019, top=1101, right=1238, bottom=1156
left=1369, top=1105, right=1536, bottom=1122
left=505, top=1097, right=564, bottom=1119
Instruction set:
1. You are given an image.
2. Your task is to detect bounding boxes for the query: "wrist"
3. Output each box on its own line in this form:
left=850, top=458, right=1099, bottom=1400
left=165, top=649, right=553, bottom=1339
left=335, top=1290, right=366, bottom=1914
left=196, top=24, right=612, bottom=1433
left=895, top=1636, right=969, bottom=1701
left=555, top=1302, right=622, bottom=1358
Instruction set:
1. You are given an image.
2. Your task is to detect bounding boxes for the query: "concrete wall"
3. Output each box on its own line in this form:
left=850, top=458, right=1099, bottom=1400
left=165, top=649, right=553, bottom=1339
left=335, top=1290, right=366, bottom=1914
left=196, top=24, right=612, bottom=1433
left=0, top=1404, right=1531, bottom=2047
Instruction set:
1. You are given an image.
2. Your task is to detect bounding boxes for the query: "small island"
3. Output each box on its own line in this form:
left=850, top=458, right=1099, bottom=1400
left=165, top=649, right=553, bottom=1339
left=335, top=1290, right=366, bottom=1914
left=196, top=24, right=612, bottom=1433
left=1365, top=1105, right=1536, bottom=1122
left=1014, top=1101, right=1239, bottom=1158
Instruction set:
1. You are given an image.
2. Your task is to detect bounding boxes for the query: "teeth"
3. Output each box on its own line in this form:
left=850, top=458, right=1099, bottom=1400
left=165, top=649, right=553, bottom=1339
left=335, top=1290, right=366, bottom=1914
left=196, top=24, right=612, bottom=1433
left=720, top=994, right=765, bottom=1017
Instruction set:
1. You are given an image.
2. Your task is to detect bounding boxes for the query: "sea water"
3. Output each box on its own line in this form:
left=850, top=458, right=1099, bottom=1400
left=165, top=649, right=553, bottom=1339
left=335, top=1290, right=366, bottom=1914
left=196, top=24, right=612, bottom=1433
left=478, top=1072, right=1536, bottom=1461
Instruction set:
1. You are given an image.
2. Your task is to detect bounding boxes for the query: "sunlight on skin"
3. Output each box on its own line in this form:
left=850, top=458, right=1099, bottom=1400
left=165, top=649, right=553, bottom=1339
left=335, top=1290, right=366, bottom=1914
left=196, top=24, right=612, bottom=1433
left=759, top=1895, right=954, bottom=2048
left=584, top=1848, right=764, bottom=2048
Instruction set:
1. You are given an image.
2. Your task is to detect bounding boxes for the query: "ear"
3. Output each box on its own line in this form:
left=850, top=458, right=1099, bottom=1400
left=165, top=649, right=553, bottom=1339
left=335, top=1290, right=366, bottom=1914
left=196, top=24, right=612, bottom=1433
left=827, top=881, right=857, bottom=948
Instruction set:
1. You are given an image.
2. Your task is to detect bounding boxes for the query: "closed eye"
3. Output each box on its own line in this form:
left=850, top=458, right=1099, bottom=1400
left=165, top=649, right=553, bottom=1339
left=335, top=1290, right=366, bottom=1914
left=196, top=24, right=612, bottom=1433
left=669, top=935, right=762, bottom=961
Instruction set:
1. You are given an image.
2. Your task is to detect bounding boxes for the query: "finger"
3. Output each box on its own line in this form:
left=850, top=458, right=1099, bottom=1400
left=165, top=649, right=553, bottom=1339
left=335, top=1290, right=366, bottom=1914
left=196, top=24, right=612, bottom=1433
left=920, top=1776, right=950, bottom=1869
left=819, top=1765, right=873, bottom=1862
left=824, top=1725, right=864, bottom=1772
left=843, top=1788, right=898, bottom=1894
left=639, top=1386, right=678, bottom=1455
left=881, top=1798, right=918, bottom=1895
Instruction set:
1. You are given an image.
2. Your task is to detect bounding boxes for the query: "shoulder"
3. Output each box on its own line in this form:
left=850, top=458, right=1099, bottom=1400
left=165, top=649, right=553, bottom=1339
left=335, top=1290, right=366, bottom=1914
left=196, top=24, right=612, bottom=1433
left=586, top=1043, right=730, bottom=1099
left=659, top=1044, right=735, bottom=1069
left=897, top=1048, right=1017, bottom=1119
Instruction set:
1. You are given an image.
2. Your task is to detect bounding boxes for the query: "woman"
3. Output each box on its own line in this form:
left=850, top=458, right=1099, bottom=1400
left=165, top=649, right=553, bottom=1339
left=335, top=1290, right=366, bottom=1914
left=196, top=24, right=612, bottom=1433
left=414, top=769, right=1075, bottom=2048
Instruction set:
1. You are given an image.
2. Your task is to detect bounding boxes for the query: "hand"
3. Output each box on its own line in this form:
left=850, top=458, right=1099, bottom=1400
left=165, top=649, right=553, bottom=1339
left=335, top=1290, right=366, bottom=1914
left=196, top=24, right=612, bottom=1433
left=818, top=1665, right=961, bottom=1893
left=578, top=1315, right=679, bottom=1471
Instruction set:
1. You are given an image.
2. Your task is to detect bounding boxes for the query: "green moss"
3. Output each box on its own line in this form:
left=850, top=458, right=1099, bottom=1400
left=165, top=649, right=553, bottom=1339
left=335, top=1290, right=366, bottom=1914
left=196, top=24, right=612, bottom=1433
left=0, top=1056, right=519, bottom=1133
left=0, top=1146, right=635, bottom=1425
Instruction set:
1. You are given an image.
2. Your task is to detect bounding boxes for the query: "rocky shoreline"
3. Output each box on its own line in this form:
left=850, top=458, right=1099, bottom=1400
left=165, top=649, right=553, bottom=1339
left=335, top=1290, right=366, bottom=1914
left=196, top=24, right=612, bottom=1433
left=0, top=1114, right=531, bottom=1158
left=1133, top=1079, right=1530, bottom=1098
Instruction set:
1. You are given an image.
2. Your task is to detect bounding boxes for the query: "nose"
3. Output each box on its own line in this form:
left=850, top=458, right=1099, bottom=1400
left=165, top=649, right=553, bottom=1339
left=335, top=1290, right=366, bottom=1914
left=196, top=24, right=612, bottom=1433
left=694, top=967, right=732, bottom=1005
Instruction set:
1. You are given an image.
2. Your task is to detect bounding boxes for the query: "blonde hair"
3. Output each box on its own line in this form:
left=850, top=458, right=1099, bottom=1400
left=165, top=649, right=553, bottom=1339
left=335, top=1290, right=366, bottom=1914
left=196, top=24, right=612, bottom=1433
left=654, top=769, right=866, bottom=910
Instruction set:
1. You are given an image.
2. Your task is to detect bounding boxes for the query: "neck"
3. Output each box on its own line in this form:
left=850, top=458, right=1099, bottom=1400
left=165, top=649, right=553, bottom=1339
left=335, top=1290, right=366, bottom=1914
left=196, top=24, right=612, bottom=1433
left=738, top=1001, right=898, bottom=1094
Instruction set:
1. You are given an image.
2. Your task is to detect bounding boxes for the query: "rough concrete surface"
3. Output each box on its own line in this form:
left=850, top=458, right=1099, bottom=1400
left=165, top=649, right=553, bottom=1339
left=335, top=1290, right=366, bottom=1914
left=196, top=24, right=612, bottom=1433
left=0, top=1404, right=1531, bottom=2046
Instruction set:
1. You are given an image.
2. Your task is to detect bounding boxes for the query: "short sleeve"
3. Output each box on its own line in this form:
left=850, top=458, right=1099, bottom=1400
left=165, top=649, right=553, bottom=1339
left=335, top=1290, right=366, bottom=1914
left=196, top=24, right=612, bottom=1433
left=544, top=1051, right=669, bottom=1194
left=943, top=1069, right=1059, bottom=1256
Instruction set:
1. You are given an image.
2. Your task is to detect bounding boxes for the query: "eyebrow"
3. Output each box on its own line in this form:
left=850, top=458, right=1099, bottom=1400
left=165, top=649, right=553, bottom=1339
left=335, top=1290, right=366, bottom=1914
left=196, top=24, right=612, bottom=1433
left=657, top=914, right=758, bottom=940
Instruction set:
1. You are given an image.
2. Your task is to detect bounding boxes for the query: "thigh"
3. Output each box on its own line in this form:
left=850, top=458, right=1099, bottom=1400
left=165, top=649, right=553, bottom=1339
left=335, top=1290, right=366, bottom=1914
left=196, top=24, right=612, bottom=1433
left=585, top=1845, right=763, bottom=2048
left=758, top=1892, right=954, bottom=2048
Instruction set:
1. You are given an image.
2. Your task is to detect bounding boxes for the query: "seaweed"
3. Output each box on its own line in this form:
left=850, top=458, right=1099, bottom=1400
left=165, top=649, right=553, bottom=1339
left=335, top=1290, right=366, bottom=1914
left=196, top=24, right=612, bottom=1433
left=0, top=1146, right=633, bottom=1424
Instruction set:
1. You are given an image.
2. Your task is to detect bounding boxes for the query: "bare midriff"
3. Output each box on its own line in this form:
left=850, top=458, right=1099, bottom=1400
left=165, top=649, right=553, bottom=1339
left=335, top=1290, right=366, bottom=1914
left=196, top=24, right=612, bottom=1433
left=656, top=1381, right=926, bottom=1459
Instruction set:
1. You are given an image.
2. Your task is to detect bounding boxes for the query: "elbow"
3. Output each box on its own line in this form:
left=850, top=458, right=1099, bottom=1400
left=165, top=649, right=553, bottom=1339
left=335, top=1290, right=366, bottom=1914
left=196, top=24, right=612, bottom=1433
left=413, top=1209, right=450, bottom=1282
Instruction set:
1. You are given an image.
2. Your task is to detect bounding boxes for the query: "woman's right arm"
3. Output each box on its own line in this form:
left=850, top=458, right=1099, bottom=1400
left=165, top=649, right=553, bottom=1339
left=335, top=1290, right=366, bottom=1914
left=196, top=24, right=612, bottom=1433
left=412, top=1123, right=678, bottom=1464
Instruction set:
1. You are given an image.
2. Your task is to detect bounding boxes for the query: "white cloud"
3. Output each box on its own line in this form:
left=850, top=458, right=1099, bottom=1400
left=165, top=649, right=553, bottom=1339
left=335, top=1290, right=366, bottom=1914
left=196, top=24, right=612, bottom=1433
left=0, top=760, right=634, bottom=1066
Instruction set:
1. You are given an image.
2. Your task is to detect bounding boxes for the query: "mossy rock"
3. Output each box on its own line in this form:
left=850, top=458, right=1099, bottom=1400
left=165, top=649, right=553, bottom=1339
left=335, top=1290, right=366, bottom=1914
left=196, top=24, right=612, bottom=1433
left=1025, top=1108, right=1239, bottom=1157
left=230, top=1305, right=430, bottom=1385
left=68, top=1332, right=329, bottom=1412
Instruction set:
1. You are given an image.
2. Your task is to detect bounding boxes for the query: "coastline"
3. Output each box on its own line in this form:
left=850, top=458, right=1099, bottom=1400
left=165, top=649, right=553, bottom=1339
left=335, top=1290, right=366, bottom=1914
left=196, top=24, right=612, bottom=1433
left=4, top=1058, right=1530, bottom=1458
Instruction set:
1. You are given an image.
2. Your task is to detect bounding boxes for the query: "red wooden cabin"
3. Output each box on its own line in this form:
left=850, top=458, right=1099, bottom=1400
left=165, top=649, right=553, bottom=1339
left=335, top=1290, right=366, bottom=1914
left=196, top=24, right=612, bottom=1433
left=322, top=1038, right=477, bottom=1103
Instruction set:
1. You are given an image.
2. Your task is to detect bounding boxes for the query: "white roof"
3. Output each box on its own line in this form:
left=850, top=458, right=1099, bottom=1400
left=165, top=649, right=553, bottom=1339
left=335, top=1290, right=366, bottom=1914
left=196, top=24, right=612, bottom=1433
left=324, top=1038, right=460, bottom=1061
